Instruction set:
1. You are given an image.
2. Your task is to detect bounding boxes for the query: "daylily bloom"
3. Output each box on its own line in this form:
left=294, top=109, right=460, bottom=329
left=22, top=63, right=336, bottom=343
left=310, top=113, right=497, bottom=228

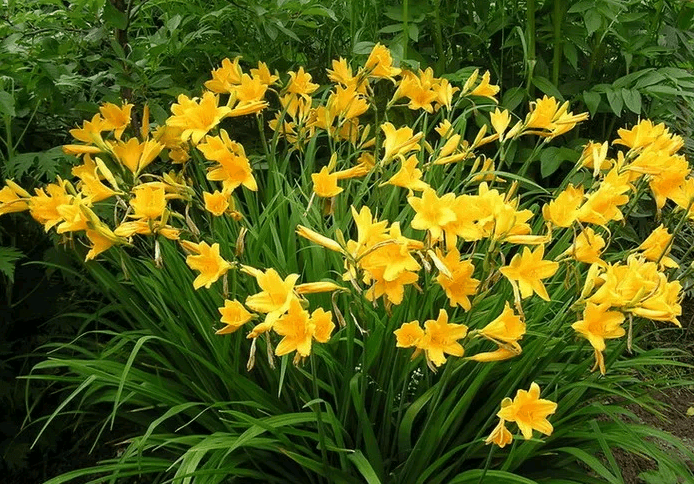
left=435, top=247, right=479, bottom=310
left=250, top=61, right=279, bottom=86
left=205, top=57, right=243, bottom=93
left=364, top=43, right=401, bottom=80
left=476, top=302, right=525, bottom=351
left=500, top=245, right=559, bottom=301
left=466, top=70, right=500, bottom=101
left=638, top=224, right=678, bottom=268
left=185, top=241, right=233, bottom=290
left=129, top=184, right=167, bottom=220
left=217, top=299, right=254, bottom=335
left=542, top=184, right=584, bottom=228
left=311, top=308, right=335, bottom=343
left=167, top=92, right=232, bottom=145
left=572, top=303, right=625, bottom=374
left=497, top=382, right=557, bottom=440
left=203, top=190, right=230, bottom=216
left=579, top=141, right=610, bottom=177
left=244, top=268, right=301, bottom=332
left=523, top=96, right=589, bottom=139
left=199, top=131, right=258, bottom=192
left=394, top=321, right=425, bottom=349
left=382, top=155, right=429, bottom=191
left=485, top=419, right=513, bottom=448
left=110, top=138, right=164, bottom=174
left=99, top=102, right=133, bottom=139
left=328, top=57, right=367, bottom=93
left=85, top=226, right=120, bottom=261
left=286, top=67, right=319, bottom=97
left=490, top=108, right=512, bottom=141
left=381, top=122, right=422, bottom=163
left=408, top=188, right=457, bottom=242
left=72, top=155, right=118, bottom=203
left=394, top=69, right=438, bottom=113
left=561, top=227, right=606, bottom=265
left=114, top=220, right=180, bottom=240
left=28, top=180, right=73, bottom=232
left=69, top=113, right=107, bottom=145
left=419, top=309, right=468, bottom=367
left=273, top=301, right=335, bottom=358
left=312, top=167, right=343, bottom=198
left=273, top=299, right=313, bottom=357
left=0, top=181, right=30, bottom=216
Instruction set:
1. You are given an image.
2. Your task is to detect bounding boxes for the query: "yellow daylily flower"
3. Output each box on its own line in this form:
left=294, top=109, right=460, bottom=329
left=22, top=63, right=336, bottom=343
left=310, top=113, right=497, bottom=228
left=286, top=66, right=319, bottom=97
left=466, top=70, right=500, bottom=101
left=0, top=181, right=30, bottom=216
left=185, top=241, right=233, bottom=290
left=203, top=190, right=230, bottom=217
left=382, top=155, right=429, bottom=191
left=394, top=321, right=425, bottom=349
left=500, top=245, right=559, bottom=301
left=99, top=102, right=133, bottom=139
left=572, top=303, right=625, bottom=374
left=542, top=184, right=584, bottom=228
left=167, top=92, right=232, bottom=145
left=477, top=302, right=525, bottom=352
left=638, top=224, right=678, bottom=268
left=312, top=167, right=343, bottom=198
left=485, top=418, right=514, bottom=448
left=205, top=57, right=243, bottom=93
left=130, top=184, right=167, bottom=220
left=408, top=188, right=457, bottom=242
left=435, top=247, right=479, bottom=310
left=245, top=268, right=301, bottom=316
left=110, top=138, right=164, bottom=174
left=217, top=299, right=254, bottom=335
left=419, top=309, right=468, bottom=368
left=561, top=227, right=606, bottom=265
left=381, top=122, right=422, bottom=163
left=497, top=382, right=557, bottom=440
left=364, top=43, right=401, bottom=80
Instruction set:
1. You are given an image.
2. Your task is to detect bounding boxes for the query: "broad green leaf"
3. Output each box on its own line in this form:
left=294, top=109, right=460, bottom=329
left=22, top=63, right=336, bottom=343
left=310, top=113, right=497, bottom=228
left=103, top=1, right=129, bottom=30
left=353, top=41, right=376, bottom=55
left=531, top=76, right=564, bottom=100
left=584, top=9, right=602, bottom=35
left=621, top=89, right=641, bottom=114
left=540, top=147, right=579, bottom=178
left=606, top=89, right=623, bottom=116
left=502, top=87, right=526, bottom=111
left=583, top=91, right=601, bottom=117
left=0, top=90, right=15, bottom=117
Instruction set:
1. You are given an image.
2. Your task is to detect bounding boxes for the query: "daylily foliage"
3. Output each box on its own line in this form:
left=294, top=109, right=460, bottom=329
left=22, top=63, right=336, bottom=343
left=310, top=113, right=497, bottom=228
left=5, top=43, right=693, bottom=480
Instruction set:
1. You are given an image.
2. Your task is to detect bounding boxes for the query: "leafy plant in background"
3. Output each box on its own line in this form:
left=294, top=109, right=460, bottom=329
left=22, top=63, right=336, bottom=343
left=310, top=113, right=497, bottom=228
left=3, top=44, right=694, bottom=483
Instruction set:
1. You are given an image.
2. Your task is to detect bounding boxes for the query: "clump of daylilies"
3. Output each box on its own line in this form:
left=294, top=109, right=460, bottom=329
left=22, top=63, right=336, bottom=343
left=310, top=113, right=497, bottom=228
left=1, top=43, right=690, bottom=449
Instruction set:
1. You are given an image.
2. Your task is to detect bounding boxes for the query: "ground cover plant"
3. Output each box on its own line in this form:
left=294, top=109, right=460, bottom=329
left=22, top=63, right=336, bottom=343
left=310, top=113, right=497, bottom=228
left=3, top=44, right=694, bottom=483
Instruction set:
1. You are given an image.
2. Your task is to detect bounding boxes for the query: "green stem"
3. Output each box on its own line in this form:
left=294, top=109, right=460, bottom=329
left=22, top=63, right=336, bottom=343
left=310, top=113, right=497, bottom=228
left=658, top=198, right=694, bottom=267
left=310, top=354, right=330, bottom=479
left=433, top=0, right=445, bottom=72
left=526, top=0, right=536, bottom=96
left=476, top=444, right=496, bottom=484
left=402, top=0, right=409, bottom=59
left=552, top=0, right=564, bottom=87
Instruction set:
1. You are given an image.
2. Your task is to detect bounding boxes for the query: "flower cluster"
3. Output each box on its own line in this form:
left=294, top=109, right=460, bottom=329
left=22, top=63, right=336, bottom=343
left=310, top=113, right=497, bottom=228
left=2, top=43, right=690, bottom=452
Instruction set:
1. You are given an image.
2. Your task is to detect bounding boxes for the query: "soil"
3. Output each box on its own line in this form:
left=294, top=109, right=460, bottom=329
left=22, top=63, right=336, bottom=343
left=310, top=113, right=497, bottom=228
left=613, top=299, right=694, bottom=484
